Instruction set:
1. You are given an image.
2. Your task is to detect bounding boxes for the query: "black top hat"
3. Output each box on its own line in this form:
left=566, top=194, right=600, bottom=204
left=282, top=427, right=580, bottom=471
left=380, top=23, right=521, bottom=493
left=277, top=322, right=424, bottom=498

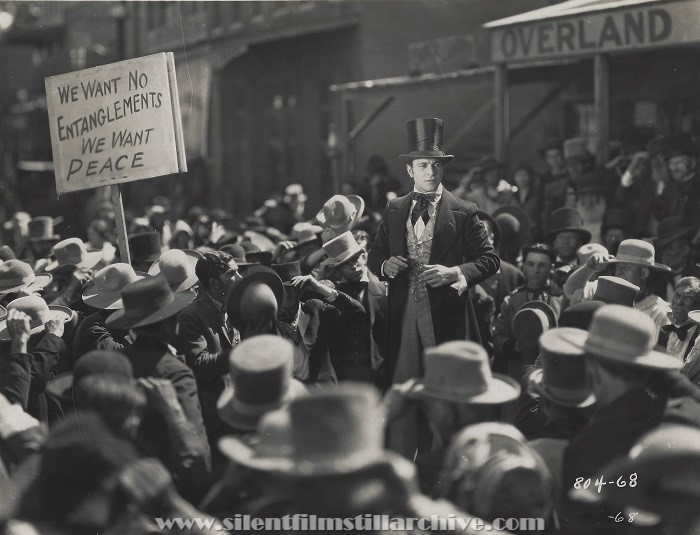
left=271, top=261, right=302, bottom=285
left=399, top=118, right=453, bottom=163
left=226, top=266, right=284, bottom=330
left=601, top=208, right=634, bottom=235
left=128, top=232, right=162, bottom=263
left=247, top=250, right=273, bottom=267
left=546, top=208, right=591, bottom=244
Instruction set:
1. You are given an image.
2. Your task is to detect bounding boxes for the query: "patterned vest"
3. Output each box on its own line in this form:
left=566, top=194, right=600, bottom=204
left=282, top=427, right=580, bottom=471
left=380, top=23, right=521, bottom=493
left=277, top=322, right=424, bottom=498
left=405, top=213, right=436, bottom=302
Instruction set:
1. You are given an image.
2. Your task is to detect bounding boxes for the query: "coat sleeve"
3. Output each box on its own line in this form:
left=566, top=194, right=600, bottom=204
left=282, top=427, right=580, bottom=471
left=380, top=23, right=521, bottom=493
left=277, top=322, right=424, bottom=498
left=0, top=354, right=32, bottom=409
left=176, top=308, right=228, bottom=379
left=368, top=204, right=392, bottom=280
left=457, top=211, right=500, bottom=286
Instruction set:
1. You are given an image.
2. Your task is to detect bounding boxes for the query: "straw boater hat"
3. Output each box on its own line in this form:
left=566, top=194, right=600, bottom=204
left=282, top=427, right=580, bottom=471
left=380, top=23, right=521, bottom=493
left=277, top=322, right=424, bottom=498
left=592, top=276, right=639, bottom=307
left=226, top=266, right=284, bottom=331
left=546, top=208, right=591, bottom=244
left=44, top=238, right=102, bottom=273
left=315, top=195, right=365, bottom=232
left=0, top=296, right=73, bottom=341
left=81, top=263, right=147, bottom=310
left=322, top=231, right=364, bottom=267
left=399, top=118, right=453, bottom=163
left=148, top=249, right=201, bottom=292
left=603, top=239, right=671, bottom=272
left=0, top=260, right=52, bottom=296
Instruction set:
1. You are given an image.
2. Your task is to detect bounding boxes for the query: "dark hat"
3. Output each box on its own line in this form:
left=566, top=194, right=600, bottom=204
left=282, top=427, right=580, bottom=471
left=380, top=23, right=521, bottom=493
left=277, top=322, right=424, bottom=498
left=240, top=241, right=260, bottom=254
left=477, top=210, right=501, bottom=249
left=271, top=261, right=302, bottom=285
left=226, top=266, right=284, bottom=330
left=47, top=350, right=133, bottom=400
left=573, top=173, right=605, bottom=196
left=654, top=216, right=697, bottom=250
left=512, top=301, right=558, bottom=350
left=520, top=300, right=558, bottom=328
left=27, top=216, right=60, bottom=243
left=399, top=118, right=453, bottom=163
left=665, top=132, right=698, bottom=158
left=493, top=205, right=532, bottom=249
left=322, top=232, right=364, bottom=267
left=0, top=245, right=15, bottom=262
left=538, top=136, right=563, bottom=156
left=479, top=156, right=503, bottom=173
left=213, top=231, right=240, bottom=248
left=247, top=250, right=273, bottom=267
left=219, top=243, right=256, bottom=267
left=559, top=300, right=605, bottom=330
left=601, top=208, right=634, bottom=235
left=592, top=276, right=639, bottom=307
left=105, top=275, right=195, bottom=330
left=546, top=208, right=592, bottom=244
left=128, top=232, right=162, bottom=264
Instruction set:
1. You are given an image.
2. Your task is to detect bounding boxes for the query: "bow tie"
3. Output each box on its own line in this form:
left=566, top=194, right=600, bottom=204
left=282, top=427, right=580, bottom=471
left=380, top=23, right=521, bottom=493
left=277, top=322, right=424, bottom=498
left=410, top=191, right=438, bottom=225
left=663, top=322, right=695, bottom=342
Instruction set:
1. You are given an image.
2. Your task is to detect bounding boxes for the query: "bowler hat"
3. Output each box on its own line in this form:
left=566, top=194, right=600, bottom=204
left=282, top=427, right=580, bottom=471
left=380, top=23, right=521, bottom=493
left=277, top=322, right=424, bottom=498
left=399, top=118, right=453, bottom=163
left=654, top=216, right=697, bottom=250
left=316, top=195, right=365, bottom=232
left=47, top=350, right=133, bottom=400
left=148, top=249, right=201, bottom=292
left=528, top=328, right=594, bottom=408
left=477, top=210, right=501, bottom=249
left=105, top=275, right=195, bottom=330
left=226, top=266, right=284, bottom=330
left=576, top=243, right=609, bottom=265
left=408, top=341, right=520, bottom=405
left=512, top=302, right=557, bottom=351
left=271, top=261, right=302, bottom=286
left=322, top=231, right=364, bottom=267
left=603, top=239, right=670, bottom=272
left=601, top=208, right=634, bottom=235
left=216, top=335, right=307, bottom=431
left=45, top=238, right=102, bottom=273
left=0, top=295, right=73, bottom=341
left=128, top=232, right=162, bottom=264
left=563, top=137, right=588, bottom=161
left=0, top=260, right=52, bottom=295
left=558, top=300, right=605, bottom=330
left=538, top=136, right=563, bottom=156
left=27, top=216, right=60, bottom=243
left=592, top=276, right=639, bottom=306
left=493, top=205, right=532, bottom=249
left=546, top=208, right=591, bottom=244
left=665, top=132, right=698, bottom=158
left=82, top=263, right=147, bottom=309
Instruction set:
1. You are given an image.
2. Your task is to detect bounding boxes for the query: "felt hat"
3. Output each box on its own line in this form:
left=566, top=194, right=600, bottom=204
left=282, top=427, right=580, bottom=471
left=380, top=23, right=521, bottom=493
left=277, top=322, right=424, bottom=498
left=592, top=275, right=639, bottom=306
left=538, top=136, right=563, bottom=156
left=128, top=232, right=162, bottom=264
left=27, top=216, right=60, bottom=243
left=576, top=243, right=609, bottom=265
left=0, top=245, right=15, bottom=262
left=512, top=301, right=558, bottom=351
left=283, top=183, right=308, bottom=204
left=322, top=231, right=364, bottom=267
left=571, top=305, right=681, bottom=370
left=216, top=335, right=307, bottom=431
left=290, top=222, right=323, bottom=245
left=654, top=216, right=697, bottom=250
left=546, top=208, right=591, bottom=244
left=316, top=195, right=365, bottom=232
left=81, top=263, right=147, bottom=309
left=563, top=137, right=589, bottom=161
left=528, top=328, right=595, bottom=408
left=408, top=341, right=520, bottom=405
left=603, top=239, right=671, bottom=272
left=493, top=206, right=532, bottom=250
left=45, top=238, right=102, bottom=273
left=247, top=250, right=273, bottom=267
left=148, top=249, right=201, bottom=292
left=601, top=208, right=634, bottom=235
left=477, top=210, right=501, bottom=249
left=219, top=243, right=256, bottom=267
left=399, top=118, right=453, bottom=163
left=0, top=295, right=73, bottom=341
left=226, top=266, right=284, bottom=330
left=0, top=260, right=52, bottom=295
left=105, top=275, right=195, bottom=330
left=271, top=261, right=302, bottom=286
left=46, top=350, right=133, bottom=400
left=558, top=300, right=605, bottom=330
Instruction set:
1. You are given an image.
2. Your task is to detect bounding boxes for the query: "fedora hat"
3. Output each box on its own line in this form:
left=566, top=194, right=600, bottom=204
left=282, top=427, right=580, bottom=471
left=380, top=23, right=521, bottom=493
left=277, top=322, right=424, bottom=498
left=271, top=261, right=301, bottom=286
left=226, top=266, right=284, bottom=331
left=0, top=296, right=73, bottom=341
left=512, top=302, right=557, bottom=351
left=493, top=206, right=532, bottom=249
left=546, top=208, right=591, bottom=244
left=654, top=216, right=697, bottom=250
left=316, top=195, right=365, bottom=232
left=82, top=263, right=147, bottom=309
left=148, top=249, right=201, bottom=292
left=45, top=238, right=102, bottom=273
left=559, top=300, right=605, bottom=330
left=219, top=243, right=256, bottom=267
left=0, top=260, right=52, bottom=295
left=601, top=208, right=634, bottom=235
left=538, top=136, right=563, bottom=156
left=128, top=232, right=162, bottom=264
left=409, top=341, right=520, bottom=405
left=217, top=335, right=307, bottom=431
left=604, top=239, right=671, bottom=272
left=571, top=305, right=680, bottom=370
left=399, top=118, right=453, bottom=163
left=592, top=275, right=639, bottom=306
left=520, top=300, right=558, bottom=328
left=477, top=210, right=501, bottom=249
left=105, top=275, right=195, bottom=330
left=27, top=216, right=60, bottom=243
left=528, top=328, right=595, bottom=408
left=322, top=231, right=364, bottom=267
left=576, top=243, right=608, bottom=265
left=47, top=350, right=133, bottom=400
left=563, top=137, right=589, bottom=161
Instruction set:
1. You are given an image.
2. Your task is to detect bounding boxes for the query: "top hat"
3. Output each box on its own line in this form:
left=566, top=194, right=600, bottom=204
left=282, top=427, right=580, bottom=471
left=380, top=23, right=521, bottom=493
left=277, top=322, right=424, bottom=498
left=322, top=231, right=364, bottom=267
left=528, top=328, right=594, bottom=408
left=604, top=239, right=670, bottom=272
left=271, top=261, right=302, bottom=285
left=665, top=132, right=698, bottom=158
left=46, top=350, right=133, bottom=400
left=408, top=341, right=520, bottom=405
left=654, top=216, right=697, bottom=250
left=82, top=263, right=147, bottom=309
left=538, top=136, right=563, bottom=156
left=563, top=137, right=589, bottom=161
left=559, top=300, right=605, bottom=330
left=283, top=183, right=308, bottom=204
left=226, top=266, right=284, bottom=330
left=216, top=335, right=307, bottom=431
left=316, top=195, right=365, bottom=232
left=27, top=216, right=60, bottom=243
left=399, top=118, right=453, bottom=163
left=512, top=301, right=558, bottom=350
left=476, top=211, right=501, bottom=249
left=0, top=260, right=52, bottom=295
left=576, top=243, right=609, bottom=265
left=128, top=232, right=162, bottom=264
left=0, top=296, right=73, bottom=341
left=546, top=208, right=592, bottom=244
left=45, top=238, right=102, bottom=273
left=571, top=305, right=680, bottom=370
left=148, top=249, right=201, bottom=293
left=592, top=276, right=639, bottom=307
left=105, top=275, right=195, bottom=330
left=601, top=208, right=634, bottom=235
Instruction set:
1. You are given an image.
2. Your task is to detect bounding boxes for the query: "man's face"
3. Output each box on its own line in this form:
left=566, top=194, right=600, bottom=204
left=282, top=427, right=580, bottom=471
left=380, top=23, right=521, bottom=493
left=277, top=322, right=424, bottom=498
left=670, top=286, right=699, bottom=325
left=668, top=155, right=697, bottom=182
left=660, top=239, right=690, bottom=272
left=545, top=149, right=565, bottom=174
left=553, top=231, right=582, bottom=261
left=211, top=260, right=241, bottom=301
left=614, top=263, right=648, bottom=287
left=522, top=252, right=552, bottom=289
left=407, top=158, right=443, bottom=193
left=338, top=251, right=368, bottom=283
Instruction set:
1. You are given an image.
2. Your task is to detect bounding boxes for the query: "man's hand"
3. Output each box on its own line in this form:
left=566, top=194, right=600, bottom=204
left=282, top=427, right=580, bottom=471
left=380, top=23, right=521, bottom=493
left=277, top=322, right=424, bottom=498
left=384, top=256, right=408, bottom=278
left=7, top=310, right=32, bottom=346
left=419, top=264, right=460, bottom=287
left=139, top=378, right=184, bottom=420
left=45, top=314, right=66, bottom=338
left=586, top=252, right=612, bottom=272
left=317, top=256, right=341, bottom=280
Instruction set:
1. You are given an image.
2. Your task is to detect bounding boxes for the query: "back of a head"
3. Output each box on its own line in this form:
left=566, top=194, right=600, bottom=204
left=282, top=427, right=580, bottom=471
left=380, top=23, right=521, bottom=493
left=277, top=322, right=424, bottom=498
left=74, top=375, right=145, bottom=437
left=233, top=282, right=278, bottom=338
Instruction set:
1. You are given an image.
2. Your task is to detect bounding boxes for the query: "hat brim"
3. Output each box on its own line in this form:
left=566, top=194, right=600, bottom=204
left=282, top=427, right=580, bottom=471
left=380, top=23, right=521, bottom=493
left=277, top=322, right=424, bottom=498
left=399, top=152, right=453, bottom=163
left=603, top=258, right=672, bottom=273
left=247, top=252, right=274, bottom=266
left=0, top=274, right=53, bottom=296
left=81, top=272, right=148, bottom=309
left=227, top=267, right=284, bottom=330
left=325, top=243, right=364, bottom=268
left=0, top=306, right=74, bottom=341
left=347, top=195, right=365, bottom=231
left=147, top=250, right=201, bottom=276
left=527, top=369, right=596, bottom=408
left=44, top=251, right=103, bottom=273
left=545, top=227, right=592, bottom=244
left=519, top=301, right=558, bottom=328
left=285, top=449, right=407, bottom=478
left=408, top=373, right=520, bottom=405
left=105, top=291, right=195, bottom=330
left=218, top=435, right=295, bottom=472
left=29, top=235, right=61, bottom=243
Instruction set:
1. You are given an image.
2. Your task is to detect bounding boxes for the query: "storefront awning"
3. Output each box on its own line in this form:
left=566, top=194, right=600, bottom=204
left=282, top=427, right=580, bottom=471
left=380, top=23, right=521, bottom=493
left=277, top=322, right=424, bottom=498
left=484, top=0, right=700, bottom=64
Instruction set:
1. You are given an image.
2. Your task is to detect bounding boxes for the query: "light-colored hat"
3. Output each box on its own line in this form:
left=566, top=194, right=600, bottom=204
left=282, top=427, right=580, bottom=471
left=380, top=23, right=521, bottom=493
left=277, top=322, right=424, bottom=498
left=283, top=183, right=308, bottom=203
left=592, top=276, right=639, bottom=307
left=290, top=222, right=322, bottom=247
left=577, top=243, right=608, bottom=265
left=148, top=249, right=201, bottom=292
left=0, top=260, right=52, bottom=296
left=45, top=238, right=102, bottom=273
left=316, top=195, right=364, bottom=231
left=604, top=239, right=671, bottom=272
left=322, top=231, right=364, bottom=267
left=408, top=341, right=520, bottom=405
left=0, top=296, right=73, bottom=341
left=81, top=263, right=146, bottom=309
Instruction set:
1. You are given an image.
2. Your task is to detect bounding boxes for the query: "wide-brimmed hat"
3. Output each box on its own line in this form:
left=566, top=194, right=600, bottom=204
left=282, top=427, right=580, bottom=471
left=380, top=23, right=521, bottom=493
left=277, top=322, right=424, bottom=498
left=528, top=328, right=595, bottom=408
left=477, top=210, right=501, bottom=249
left=576, top=243, right=609, bottom=265
left=217, top=335, right=307, bottom=431
left=654, top=216, right=697, bottom=250
left=322, top=231, right=364, bottom=267
left=558, top=300, right=605, bottom=330
left=408, top=341, right=520, bottom=405
left=546, top=208, right=591, bottom=243
left=563, top=137, right=588, bottom=161
left=46, top=350, right=133, bottom=400
left=603, top=239, right=671, bottom=272
left=316, top=195, right=365, bottom=232
left=493, top=206, right=532, bottom=249
left=82, top=263, right=147, bottom=309
left=592, top=275, right=639, bottom=306
left=570, top=305, right=680, bottom=370
left=128, top=232, right=162, bottom=264
left=148, top=249, right=201, bottom=292
left=290, top=222, right=323, bottom=245
left=512, top=301, right=558, bottom=350
left=44, top=238, right=102, bottom=273
left=601, top=208, right=634, bottom=235
left=271, top=261, right=302, bottom=286
left=226, top=266, right=284, bottom=330
left=0, top=260, right=52, bottom=295
left=27, top=216, right=60, bottom=243
left=0, top=295, right=73, bottom=341
left=538, top=136, right=563, bottom=156
left=105, top=275, right=195, bottom=330
left=399, top=118, right=453, bottom=163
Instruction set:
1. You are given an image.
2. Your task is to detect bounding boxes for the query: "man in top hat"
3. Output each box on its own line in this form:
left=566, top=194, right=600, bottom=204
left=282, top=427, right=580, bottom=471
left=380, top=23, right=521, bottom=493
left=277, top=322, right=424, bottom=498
left=547, top=207, right=592, bottom=268
left=654, top=216, right=699, bottom=301
left=653, top=132, right=700, bottom=226
left=658, top=277, right=700, bottom=362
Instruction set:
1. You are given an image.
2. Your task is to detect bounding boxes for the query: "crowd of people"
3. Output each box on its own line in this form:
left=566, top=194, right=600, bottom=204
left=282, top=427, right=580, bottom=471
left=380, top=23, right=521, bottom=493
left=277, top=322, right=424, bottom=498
left=0, top=117, right=698, bottom=534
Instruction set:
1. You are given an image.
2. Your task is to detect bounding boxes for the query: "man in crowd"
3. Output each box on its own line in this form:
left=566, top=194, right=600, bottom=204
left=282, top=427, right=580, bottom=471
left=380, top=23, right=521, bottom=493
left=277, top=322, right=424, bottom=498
left=547, top=207, right=591, bottom=268
left=658, top=276, right=700, bottom=362
left=654, top=132, right=700, bottom=226
left=538, top=136, right=569, bottom=235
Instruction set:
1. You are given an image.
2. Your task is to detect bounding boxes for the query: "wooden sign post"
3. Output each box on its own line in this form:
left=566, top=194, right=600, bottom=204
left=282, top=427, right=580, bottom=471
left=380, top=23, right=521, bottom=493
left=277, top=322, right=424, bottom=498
left=45, top=52, right=187, bottom=264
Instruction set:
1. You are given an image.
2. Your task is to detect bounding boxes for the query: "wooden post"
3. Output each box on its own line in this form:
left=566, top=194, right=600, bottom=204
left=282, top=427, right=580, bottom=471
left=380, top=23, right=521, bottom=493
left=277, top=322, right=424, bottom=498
left=111, top=184, right=131, bottom=264
left=594, top=54, right=610, bottom=165
left=494, top=63, right=509, bottom=164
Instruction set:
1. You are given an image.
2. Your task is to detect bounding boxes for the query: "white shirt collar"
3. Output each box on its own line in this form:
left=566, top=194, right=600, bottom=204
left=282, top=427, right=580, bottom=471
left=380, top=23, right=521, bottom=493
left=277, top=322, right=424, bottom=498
left=412, top=183, right=443, bottom=205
